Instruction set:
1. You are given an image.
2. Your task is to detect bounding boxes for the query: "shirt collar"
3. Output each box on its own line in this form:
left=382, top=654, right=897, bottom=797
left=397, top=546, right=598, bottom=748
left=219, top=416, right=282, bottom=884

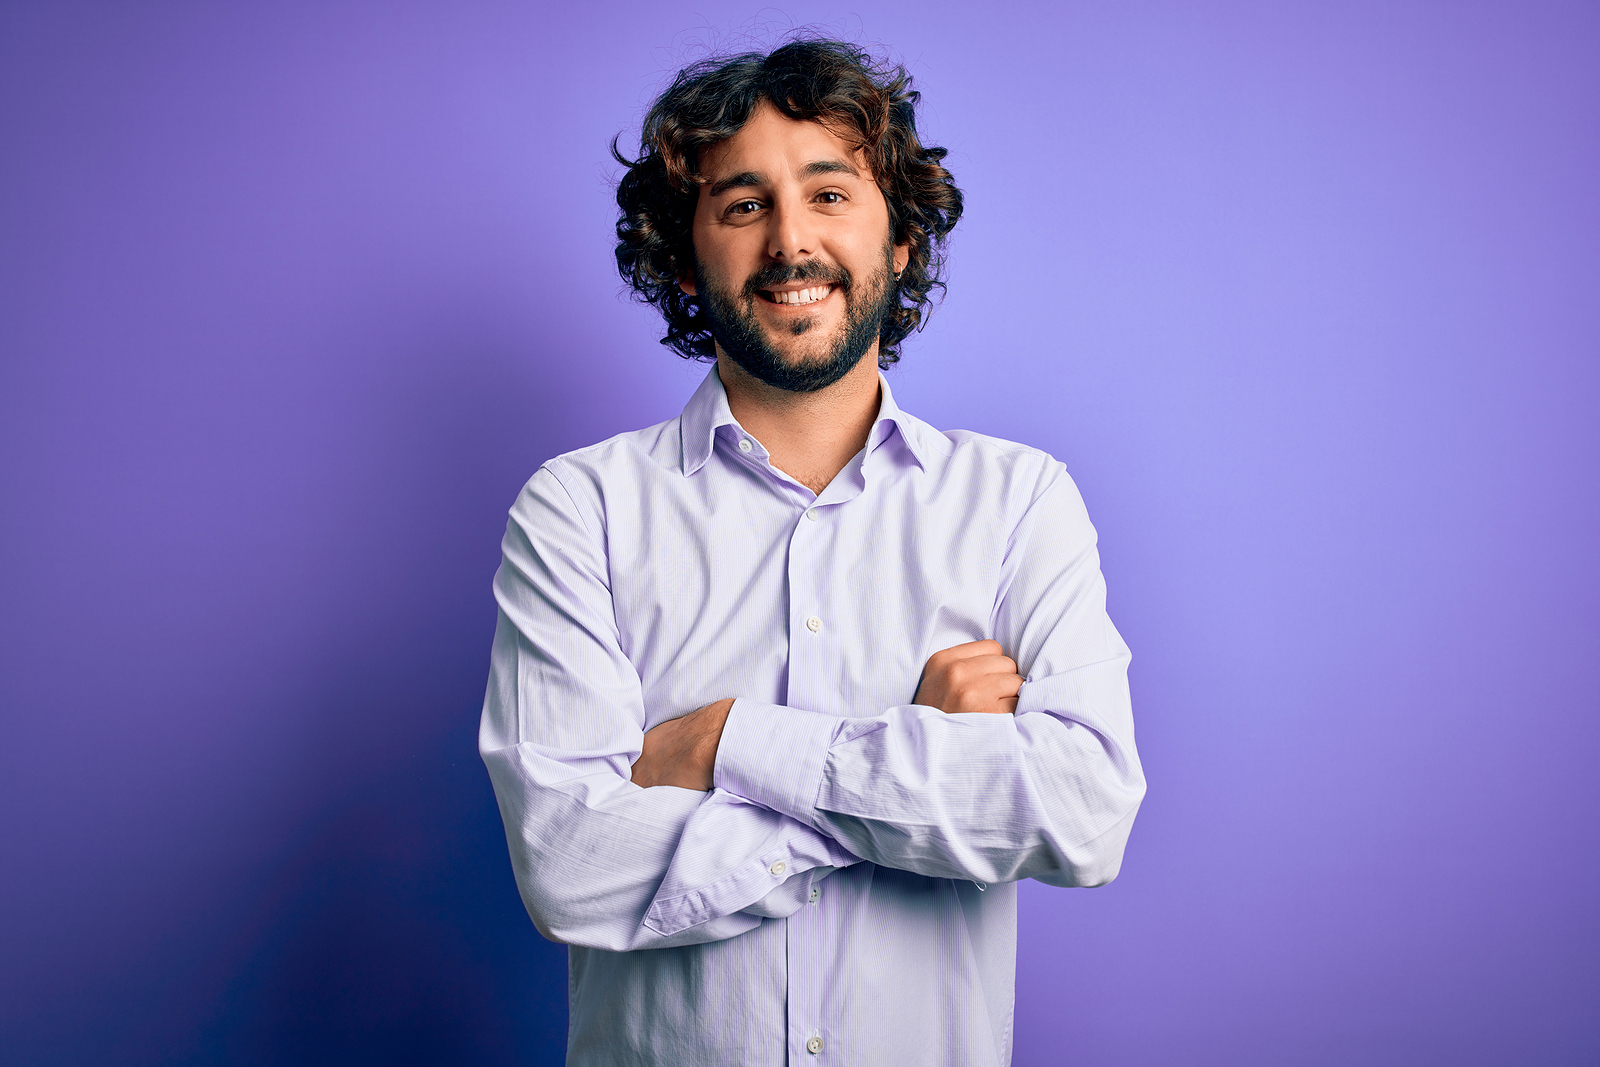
left=863, top=372, right=935, bottom=472
left=679, top=367, right=742, bottom=476
left=679, top=366, right=936, bottom=477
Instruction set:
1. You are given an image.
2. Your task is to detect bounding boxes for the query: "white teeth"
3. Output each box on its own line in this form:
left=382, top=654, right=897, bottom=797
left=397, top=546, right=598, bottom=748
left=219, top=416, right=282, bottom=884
left=775, top=285, right=830, bottom=305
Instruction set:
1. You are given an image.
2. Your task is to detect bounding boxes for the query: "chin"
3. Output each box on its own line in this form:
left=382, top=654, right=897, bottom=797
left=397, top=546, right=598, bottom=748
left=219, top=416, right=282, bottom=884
left=768, top=328, right=845, bottom=364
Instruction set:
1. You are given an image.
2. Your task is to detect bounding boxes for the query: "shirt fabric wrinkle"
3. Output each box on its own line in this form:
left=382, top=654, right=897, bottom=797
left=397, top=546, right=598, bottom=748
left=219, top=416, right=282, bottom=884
left=480, top=367, right=1144, bottom=1066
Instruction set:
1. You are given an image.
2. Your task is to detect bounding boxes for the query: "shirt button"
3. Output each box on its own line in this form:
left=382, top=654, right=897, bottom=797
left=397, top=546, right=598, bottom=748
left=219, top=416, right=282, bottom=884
left=805, top=616, right=822, bottom=633
left=807, top=1036, right=824, bottom=1054
left=805, top=507, right=819, bottom=521
left=738, top=438, right=753, bottom=453
left=769, top=860, right=787, bottom=876
left=809, top=886, right=821, bottom=904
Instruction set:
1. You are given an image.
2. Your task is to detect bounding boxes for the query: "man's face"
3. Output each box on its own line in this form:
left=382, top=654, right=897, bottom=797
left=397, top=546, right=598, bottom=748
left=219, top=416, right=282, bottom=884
left=682, top=101, right=911, bottom=393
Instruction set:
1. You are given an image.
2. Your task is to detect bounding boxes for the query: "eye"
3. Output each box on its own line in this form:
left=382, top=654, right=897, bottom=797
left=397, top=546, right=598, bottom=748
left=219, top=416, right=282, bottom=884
left=816, top=191, right=846, bottom=205
left=727, top=199, right=763, bottom=216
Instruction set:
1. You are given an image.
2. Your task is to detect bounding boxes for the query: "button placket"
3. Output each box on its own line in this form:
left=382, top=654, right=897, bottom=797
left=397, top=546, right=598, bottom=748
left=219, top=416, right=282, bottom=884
left=783, top=488, right=847, bottom=1066
left=785, top=863, right=832, bottom=1067
left=794, top=501, right=826, bottom=639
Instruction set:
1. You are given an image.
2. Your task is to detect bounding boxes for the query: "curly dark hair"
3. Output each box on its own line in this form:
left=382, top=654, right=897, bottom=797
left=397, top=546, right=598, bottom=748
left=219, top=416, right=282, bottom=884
left=613, top=38, right=964, bottom=368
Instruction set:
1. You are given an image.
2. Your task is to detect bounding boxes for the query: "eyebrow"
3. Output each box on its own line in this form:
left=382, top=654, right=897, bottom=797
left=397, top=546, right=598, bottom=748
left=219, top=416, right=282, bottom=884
left=706, top=158, right=861, bottom=198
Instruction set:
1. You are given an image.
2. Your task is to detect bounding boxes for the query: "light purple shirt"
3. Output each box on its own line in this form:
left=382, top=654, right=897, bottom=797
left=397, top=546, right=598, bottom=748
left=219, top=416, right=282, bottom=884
left=480, top=368, right=1145, bottom=1067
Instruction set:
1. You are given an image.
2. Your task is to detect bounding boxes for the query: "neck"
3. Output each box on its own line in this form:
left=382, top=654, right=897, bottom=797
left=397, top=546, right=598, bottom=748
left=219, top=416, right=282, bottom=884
left=715, top=349, right=883, bottom=496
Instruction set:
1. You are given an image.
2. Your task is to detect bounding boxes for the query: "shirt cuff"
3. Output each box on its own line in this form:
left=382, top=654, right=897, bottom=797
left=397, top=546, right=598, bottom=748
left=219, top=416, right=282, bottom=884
left=715, top=698, right=837, bottom=826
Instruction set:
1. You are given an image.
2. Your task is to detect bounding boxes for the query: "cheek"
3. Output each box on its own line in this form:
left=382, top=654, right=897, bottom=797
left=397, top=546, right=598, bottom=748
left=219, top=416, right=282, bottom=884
left=693, top=223, right=763, bottom=279
left=841, top=207, right=895, bottom=269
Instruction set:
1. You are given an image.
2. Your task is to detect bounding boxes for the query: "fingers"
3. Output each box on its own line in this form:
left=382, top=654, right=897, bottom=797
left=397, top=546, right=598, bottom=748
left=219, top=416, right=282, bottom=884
left=923, top=639, right=1003, bottom=673
left=942, top=672, right=1024, bottom=715
left=913, top=640, right=1025, bottom=715
left=965, top=671, right=1025, bottom=703
left=942, top=653, right=1020, bottom=689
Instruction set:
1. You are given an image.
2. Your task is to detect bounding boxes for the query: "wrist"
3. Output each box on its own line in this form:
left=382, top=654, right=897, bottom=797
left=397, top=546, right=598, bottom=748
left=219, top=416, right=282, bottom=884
left=697, top=698, right=734, bottom=772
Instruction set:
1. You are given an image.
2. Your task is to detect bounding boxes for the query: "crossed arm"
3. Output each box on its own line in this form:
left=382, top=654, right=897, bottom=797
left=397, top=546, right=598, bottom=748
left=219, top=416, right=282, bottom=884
left=481, top=462, right=1145, bottom=951
left=631, top=641, right=1025, bottom=790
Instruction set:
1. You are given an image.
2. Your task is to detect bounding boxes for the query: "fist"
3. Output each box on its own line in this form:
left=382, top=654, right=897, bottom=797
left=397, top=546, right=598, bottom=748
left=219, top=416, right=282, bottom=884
left=913, top=640, right=1023, bottom=715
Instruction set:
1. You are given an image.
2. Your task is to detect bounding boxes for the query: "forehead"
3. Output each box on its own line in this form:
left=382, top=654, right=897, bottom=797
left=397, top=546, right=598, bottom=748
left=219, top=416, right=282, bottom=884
left=698, top=101, right=869, bottom=178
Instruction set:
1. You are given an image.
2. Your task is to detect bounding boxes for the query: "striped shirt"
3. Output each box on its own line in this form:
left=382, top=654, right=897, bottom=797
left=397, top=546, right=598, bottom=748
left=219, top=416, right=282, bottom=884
left=480, top=367, right=1145, bottom=1066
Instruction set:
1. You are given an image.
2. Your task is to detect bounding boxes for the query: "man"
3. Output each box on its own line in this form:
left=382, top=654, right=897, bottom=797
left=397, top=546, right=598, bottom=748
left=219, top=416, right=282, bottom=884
left=480, top=38, right=1145, bottom=1067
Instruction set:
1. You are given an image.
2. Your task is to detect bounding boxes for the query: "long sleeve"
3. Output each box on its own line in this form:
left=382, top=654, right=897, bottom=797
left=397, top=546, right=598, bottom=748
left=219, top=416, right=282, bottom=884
left=483, top=372, right=1143, bottom=1067
left=714, top=465, right=1146, bottom=888
left=479, top=467, right=859, bottom=952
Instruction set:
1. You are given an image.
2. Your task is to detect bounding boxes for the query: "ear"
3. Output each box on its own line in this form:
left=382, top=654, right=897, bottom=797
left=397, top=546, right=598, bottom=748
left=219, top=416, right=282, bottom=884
left=892, top=241, right=910, bottom=276
left=678, top=267, right=697, bottom=297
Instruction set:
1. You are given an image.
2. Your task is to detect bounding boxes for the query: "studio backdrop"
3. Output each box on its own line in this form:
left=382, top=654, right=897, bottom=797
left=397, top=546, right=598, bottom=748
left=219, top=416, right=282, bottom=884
left=1, top=1, right=1596, bottom=1064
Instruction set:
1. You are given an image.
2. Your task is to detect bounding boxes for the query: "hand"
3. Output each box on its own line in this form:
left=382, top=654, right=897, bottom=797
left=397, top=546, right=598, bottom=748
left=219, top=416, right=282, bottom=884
left=913, top=640, right=1023, bottom=715
left=630, top=698, right=735, bottom=790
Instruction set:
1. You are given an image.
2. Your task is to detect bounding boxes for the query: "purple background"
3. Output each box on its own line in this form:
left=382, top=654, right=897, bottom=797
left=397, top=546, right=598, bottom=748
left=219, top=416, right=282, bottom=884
left=2, top=1, right=1596, bottom=1064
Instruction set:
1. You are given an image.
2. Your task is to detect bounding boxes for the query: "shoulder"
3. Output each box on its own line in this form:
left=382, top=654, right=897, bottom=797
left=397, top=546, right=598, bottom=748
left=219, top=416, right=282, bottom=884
left=943, top=427, right=1061, bottom=477
left=511, top=417, right=683, bottom=531
left=912, top=424, right=1100, bottom=568
left=900, top=411, right=1078, bottom=516
left=549, top=416, right=682, bottom=483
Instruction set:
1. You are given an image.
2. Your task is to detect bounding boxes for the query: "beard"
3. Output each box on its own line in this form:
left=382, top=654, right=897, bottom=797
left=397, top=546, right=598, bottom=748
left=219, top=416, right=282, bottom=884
left=695, top=247, right=898, bottom=394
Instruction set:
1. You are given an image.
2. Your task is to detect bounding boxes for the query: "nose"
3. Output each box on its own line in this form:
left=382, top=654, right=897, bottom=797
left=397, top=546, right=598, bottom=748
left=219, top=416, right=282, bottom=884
left=766, top=191, right=817, bottom=263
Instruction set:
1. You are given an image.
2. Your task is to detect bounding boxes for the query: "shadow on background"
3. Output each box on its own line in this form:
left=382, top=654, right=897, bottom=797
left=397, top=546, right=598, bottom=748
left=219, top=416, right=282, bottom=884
left=158, top=335, right=592, bottom=1066
left=184, top=717, right=566, bottom=1066
left=0, top=322, right=598, bottom=1065
left=167, top=328, right=589, bottom=1065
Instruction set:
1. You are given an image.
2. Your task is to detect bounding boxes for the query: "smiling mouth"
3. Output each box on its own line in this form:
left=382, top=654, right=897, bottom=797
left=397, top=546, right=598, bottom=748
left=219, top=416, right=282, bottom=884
left=759, top=284, right=836, bottom=307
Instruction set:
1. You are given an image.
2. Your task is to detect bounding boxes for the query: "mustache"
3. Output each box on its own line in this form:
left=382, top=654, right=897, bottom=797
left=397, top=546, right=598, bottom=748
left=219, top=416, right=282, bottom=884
left=742, top=259, right=851, bottom=298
